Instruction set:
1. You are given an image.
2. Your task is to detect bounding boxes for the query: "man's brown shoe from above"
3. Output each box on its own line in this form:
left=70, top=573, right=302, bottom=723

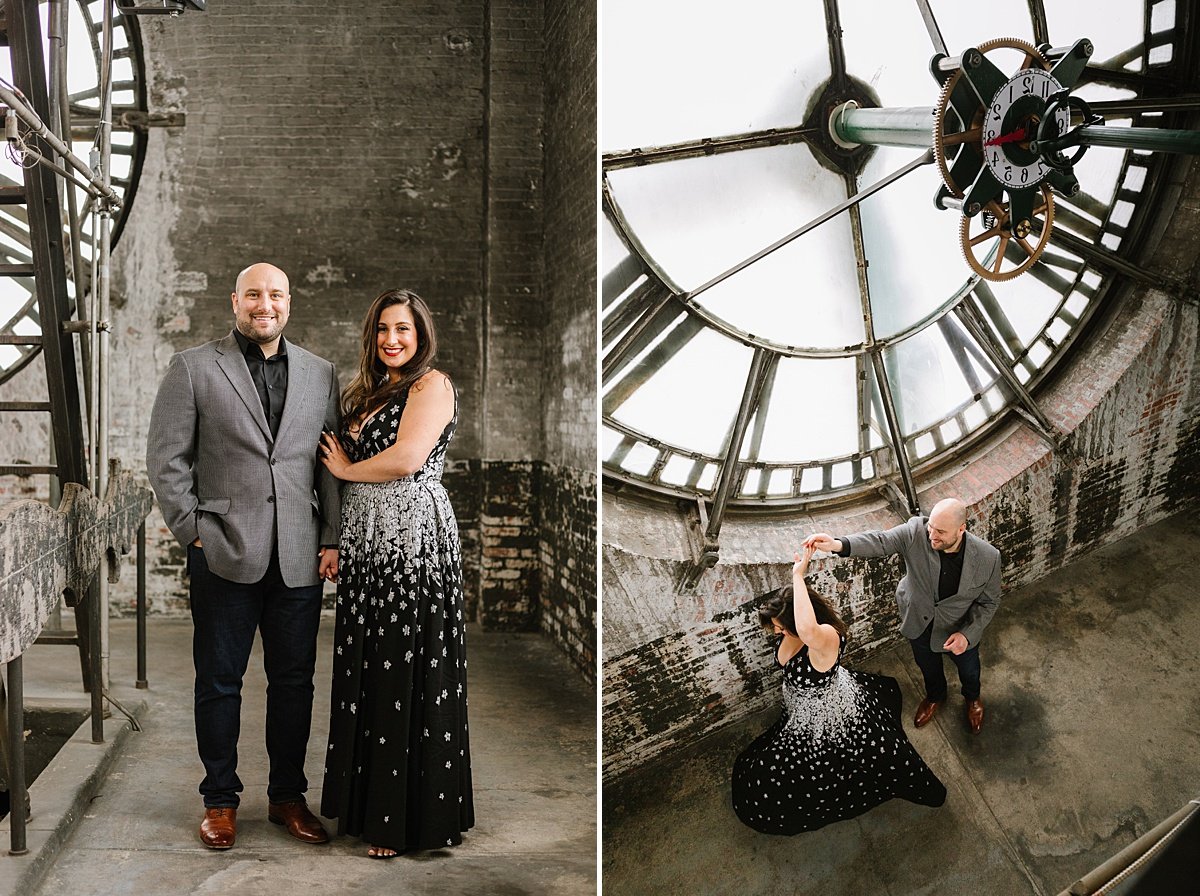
left=268, top=800, right=330, bottom=844
left=200, top=807, right=236, bottom=849
left=913, top=698, right=943, bottom=728
left=966, top=698, right=985, bottom=735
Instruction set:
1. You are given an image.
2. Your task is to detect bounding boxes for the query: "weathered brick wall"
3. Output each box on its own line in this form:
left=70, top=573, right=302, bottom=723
left=0, top=4, right=594, bottom=680
left=602, top=155, right=1200, bottom=779
left=0, top=4, right=588, bottom=638
left=540, top=463, right=597, bottom=683
left=539, top=0, right=597, bottom=680
left=109, top=2, right=496, bottom=612
left=480, top=460, right=539, bottom=630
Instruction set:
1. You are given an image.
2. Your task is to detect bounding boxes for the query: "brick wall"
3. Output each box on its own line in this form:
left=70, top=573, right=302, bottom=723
left=539, top=0, right=597, bottom=680
left=0, top=3, right=595, bottom=682
left=540, top=462, right=597, bottom=683
left=601, top=152, right=1200, bottom=778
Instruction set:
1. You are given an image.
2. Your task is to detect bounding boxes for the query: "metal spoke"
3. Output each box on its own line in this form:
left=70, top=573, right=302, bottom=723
left=603, top=278, right=666, bottom=346
left=913, top=0, right=948, bottom=56
left=603, top=125, right=814, bottom=171
left=705, top=348, right=777, bottom=541
left=601, top=288, right=678, bottom=383
left=868, top=350, right=919, bottom=516
left=822, top=0, right=848, bottom=86
left=953, top=298, right=1062, bottom=449
left=687, top=150, right=934, bottom=302
left=602, top=251, right=644, bottom=310
left=1026, top=0, right=1049, bottom=46
left=602, top=312, right=704, bottom=415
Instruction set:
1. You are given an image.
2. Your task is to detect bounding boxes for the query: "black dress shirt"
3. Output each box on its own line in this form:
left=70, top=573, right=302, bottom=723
left=233, top=329, right=288, bottom=438
left=936, top=533, right=967, bottom=602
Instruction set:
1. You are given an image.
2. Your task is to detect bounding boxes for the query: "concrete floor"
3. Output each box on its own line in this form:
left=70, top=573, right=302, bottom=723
left=8, top=616, right=596, bottom=896
left=603, top=507, right=1200, bottom=896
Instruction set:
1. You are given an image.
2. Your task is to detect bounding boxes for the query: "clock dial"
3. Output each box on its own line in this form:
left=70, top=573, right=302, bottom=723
left=982, top=69, right=1070, bottom=189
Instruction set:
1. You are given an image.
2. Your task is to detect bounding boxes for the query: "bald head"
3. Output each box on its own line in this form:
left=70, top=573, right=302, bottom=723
left=927, top=498, right=968, bottom=552
left=235, top=262, right=289, bottom=296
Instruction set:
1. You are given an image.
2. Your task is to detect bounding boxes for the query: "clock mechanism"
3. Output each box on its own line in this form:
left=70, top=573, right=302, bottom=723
left=931, top=37, right=1092, bottom=281
left=827, top=29, right=1200, bottom=283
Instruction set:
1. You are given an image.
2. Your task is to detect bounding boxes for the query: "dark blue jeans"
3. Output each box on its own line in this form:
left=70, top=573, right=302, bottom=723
left=188, top=546, right=322, bottom=808
left=909, top=621, right=981, bottom=702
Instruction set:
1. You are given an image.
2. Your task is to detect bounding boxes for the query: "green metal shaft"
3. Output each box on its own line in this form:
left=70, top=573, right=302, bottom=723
left=831, top=104, right=934, bottom=149
left=1053, top=125, right=1200, bottom=154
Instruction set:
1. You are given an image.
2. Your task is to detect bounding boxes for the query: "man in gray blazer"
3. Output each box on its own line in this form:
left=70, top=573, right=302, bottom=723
left=805, top=498, right=1001, bottom=735
left=147, top=262, right=341, bottom=849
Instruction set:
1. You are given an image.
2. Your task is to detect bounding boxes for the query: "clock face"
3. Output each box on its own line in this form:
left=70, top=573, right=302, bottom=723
left=601, top=2, right=1193, bottom=511
left=982, top=68, right=1069, bottom=189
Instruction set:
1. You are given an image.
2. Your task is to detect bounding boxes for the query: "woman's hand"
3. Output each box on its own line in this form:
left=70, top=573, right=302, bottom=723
left=319, top=431, right=353, bottom=479
left=793, top=544, right=815, bottom=577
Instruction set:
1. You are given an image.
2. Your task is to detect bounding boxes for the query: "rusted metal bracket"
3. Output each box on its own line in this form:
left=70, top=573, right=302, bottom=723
left=680, top=498, right=720, bottom=591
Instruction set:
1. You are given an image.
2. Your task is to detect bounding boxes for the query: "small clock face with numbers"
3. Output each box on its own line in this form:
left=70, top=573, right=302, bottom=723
left=982, top=68, right=1070, bottom=189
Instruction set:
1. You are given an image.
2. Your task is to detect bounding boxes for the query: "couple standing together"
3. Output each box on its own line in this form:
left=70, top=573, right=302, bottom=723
left=146, top=262, right=473, bottom=858
left=733, top=499, right=1002, bottom=835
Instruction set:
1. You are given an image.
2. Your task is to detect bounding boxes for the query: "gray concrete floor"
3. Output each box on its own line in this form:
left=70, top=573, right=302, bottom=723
left=14, top=616, right=596, bottom=895
left=603, top=507, right=1200, bottom=896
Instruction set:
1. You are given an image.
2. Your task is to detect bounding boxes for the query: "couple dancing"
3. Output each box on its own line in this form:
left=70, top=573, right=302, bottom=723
left=146, top=262, right=473, bottom=858
left=733, top=501, right=1001, bottom=834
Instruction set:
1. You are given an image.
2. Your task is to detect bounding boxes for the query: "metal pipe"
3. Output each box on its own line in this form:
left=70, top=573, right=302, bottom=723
left=98, top=0, right=116, bottom=702
left=54, top=0, right=88, bottom=300
left=831, top=103, right=936, bottom=149
left=1038, top=124, right=1200, bottom=155
left=137, top=520, right=148, bottom=688
left=6, top=658, right=28, bottom=855
left=0, top=84, right=122, bottom=207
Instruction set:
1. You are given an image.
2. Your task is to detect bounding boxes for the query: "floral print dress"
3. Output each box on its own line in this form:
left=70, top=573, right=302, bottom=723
left=732, top=636, right=945, bottom=834
left=321, top=386, right=474, bottom=850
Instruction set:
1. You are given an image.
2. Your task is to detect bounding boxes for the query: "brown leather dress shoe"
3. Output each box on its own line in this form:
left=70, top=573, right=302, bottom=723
left=268, top=800, right=330, bottom=844
left=200, top=807, right=237, bottom=849
left=914, top=698, right=943, bottom=728
left=966, top=698, right=985, bottom=735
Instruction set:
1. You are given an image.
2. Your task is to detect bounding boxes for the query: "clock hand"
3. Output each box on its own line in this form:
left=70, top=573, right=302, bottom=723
left=985, top=126, right=1029, bottom=147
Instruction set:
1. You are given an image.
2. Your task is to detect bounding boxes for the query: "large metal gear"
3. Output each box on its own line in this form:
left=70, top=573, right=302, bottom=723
left=932, top=37, right=1050, bottom=198
left=959, top=183, right=1055, bottom=281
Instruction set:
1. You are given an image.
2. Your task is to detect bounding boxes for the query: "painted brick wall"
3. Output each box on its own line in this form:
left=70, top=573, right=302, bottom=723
left=602, top=143, right=1200, bottom=778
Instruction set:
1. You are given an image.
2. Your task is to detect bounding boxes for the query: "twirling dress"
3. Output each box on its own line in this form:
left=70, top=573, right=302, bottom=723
left=732, top=636, right=945, bottom=834
left=321, top=387, right=474, bottom=851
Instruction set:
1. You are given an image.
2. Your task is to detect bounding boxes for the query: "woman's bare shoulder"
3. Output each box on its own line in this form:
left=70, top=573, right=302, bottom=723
left=411, top=368, right=453, bottom=394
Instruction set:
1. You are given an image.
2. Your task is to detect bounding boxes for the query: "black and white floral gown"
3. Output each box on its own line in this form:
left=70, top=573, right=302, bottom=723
left=321, top=386, right=474, bottom=851
left=732, top=636, right=945, bottom=835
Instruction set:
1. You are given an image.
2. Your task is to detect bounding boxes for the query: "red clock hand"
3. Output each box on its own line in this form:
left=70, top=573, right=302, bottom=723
left=985, top=126, right=1028, bottom=147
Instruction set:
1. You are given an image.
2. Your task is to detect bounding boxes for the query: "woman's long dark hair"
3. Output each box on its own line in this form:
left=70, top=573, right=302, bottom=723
left=341, top=288, right=439, bottom=422
left=757, top=581, right=849, bottom=640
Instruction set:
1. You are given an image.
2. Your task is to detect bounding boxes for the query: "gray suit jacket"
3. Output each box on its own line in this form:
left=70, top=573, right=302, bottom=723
left=146, top=331, right=341, bottom=587
left=843, top=516, right=1001, bottom=652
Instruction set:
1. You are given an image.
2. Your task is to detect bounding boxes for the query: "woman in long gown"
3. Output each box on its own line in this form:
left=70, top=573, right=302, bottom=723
left=318, top=288, right=474, bottom=857
left=732, top=546, right=946, bottom=835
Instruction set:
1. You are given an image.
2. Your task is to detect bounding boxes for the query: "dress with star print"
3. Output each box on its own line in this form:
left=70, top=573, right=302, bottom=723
left=732, top=635, right=945, bottom=835
left=320, top=383, right=474, bottom=851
